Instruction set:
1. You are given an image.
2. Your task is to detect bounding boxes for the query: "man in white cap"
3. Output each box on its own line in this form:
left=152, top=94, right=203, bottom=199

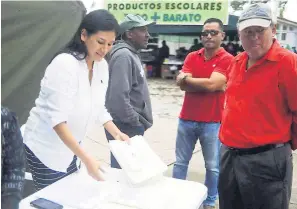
left=105, top=14, right=154, bottom=168
left=218, top=3, right=297, bottom=209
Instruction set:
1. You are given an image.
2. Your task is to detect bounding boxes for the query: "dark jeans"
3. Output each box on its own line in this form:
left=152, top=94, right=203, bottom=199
left=104, top=121, right=145, bottom=168
left=219, top=143, right=293, bottom=209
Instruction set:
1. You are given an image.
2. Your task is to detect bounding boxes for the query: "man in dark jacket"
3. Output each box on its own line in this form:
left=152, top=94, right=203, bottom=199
left=105, top=14, right=154, bottom=168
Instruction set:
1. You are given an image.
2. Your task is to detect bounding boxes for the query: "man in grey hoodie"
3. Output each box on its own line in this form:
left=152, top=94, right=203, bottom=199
left=105, top=14, right=154, bottom=168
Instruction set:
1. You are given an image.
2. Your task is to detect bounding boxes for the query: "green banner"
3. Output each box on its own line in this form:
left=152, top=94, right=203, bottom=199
left=104, top=0, right=229, bottom=25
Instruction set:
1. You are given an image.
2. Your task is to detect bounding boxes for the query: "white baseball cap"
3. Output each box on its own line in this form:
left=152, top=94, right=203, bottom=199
left=238, top=3, right=273, bottom=31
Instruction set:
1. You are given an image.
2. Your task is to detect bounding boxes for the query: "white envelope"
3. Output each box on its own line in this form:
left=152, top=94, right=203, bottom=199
left=109, top=135, right=168, bottom=185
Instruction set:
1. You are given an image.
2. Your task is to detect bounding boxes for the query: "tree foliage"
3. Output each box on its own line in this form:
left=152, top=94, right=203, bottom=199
left=230, top=0, right=288, bottom=11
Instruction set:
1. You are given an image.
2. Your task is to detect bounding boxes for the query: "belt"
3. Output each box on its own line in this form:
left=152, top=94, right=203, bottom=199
left=227, top=143, right=286, bottom=155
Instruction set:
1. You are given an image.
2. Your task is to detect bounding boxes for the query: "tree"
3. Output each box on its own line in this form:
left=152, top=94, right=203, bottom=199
left=230, top=0, right=287, bottom=12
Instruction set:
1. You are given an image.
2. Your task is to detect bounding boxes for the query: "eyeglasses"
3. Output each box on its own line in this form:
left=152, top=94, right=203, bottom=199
left=242, top=27, right=267, bottom=37
left=201, top=30, right=220, bottom=37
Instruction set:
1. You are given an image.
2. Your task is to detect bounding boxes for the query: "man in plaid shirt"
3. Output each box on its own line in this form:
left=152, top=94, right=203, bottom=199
left=1, top=107, right=25, bottom=209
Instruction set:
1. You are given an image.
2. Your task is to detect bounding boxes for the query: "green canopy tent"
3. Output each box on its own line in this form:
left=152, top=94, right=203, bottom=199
left=1, top=1, right=87, bottom=197
left=1, top=1, right=86, bottom=124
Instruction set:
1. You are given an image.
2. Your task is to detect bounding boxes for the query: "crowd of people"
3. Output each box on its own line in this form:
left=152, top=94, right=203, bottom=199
left=189, top=39, right=245, bottom=56
left=2, top=3, right=296, bottom=209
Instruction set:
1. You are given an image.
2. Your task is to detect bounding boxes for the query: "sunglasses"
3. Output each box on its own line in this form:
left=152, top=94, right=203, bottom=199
left=201, top=30, right=220, bottom=37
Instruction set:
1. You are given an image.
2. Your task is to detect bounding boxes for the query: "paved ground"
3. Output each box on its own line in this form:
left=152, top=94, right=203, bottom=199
left=84, top=78, right=297, bottom=209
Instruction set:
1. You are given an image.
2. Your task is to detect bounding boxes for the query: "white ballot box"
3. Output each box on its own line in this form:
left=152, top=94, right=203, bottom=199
left=109, top=135, right=168, bottom=185
left=20, top=168, right=207, bottom=209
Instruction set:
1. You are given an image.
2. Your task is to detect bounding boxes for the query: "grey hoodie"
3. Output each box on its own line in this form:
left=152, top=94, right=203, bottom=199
left=105, top=40, right=153, bottom=130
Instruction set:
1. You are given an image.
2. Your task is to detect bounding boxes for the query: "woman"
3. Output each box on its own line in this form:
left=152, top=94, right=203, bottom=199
left=23, top=9, right=129, bottom=190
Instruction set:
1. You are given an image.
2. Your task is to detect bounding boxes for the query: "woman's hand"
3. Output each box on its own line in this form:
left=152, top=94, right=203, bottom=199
left=115, top=132, right=130, bottom=142
left=103, top=121, right=130, bottom=143
left=84, top=156, right=105, bottom=181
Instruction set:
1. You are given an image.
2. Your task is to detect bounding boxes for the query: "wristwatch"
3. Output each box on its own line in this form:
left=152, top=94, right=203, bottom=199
left=182, top=74, right=188, bottom=82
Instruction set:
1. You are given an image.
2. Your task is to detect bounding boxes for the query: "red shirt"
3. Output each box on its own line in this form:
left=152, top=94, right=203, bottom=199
left=180, top=48, right=233, bottom=122
left=220, top=40, right=297, bottom=149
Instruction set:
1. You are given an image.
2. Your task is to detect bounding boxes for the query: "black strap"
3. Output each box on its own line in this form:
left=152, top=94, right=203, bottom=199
left=227, top=143, right=285, bottom=155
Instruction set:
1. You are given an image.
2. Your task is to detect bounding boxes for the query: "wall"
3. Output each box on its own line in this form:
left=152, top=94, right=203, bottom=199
left=276, top=21, right=297, bottom=49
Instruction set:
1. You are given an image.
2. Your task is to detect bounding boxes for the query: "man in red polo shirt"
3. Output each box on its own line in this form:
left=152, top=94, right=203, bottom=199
left=219, top=3, right=297, bottom=209
left=173, top=18, right=233, bottom=209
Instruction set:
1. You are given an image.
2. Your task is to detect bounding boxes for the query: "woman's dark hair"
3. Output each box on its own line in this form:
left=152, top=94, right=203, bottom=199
left=52, top=9, right=119, bottom=61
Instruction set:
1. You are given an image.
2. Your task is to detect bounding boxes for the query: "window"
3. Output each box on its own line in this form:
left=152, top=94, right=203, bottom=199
left=281, top=33, right=287, bottom=40
left=289, top=27, right=294, bottom=31
left=283, top=25, right=287, bottom=30
left=276, top=24, right=280, bottom=30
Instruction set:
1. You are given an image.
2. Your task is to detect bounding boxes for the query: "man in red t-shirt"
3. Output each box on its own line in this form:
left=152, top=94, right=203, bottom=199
left=219, top=3, right=296, bottom=209
left=173, top=18, right=233, bottom=209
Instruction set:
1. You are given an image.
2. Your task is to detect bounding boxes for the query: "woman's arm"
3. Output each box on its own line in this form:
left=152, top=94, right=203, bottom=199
left=54, top=122, right=104, bottom=180
left=53, top=122, right=90, bottom=163
left=103, top=121, right=130, bottom=141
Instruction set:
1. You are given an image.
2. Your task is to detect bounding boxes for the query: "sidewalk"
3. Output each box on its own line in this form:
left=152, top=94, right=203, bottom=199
left=84, top=78, right=297, bottom=209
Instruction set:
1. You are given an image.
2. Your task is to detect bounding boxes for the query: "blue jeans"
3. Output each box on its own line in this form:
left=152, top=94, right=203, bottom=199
left=105, top=121, right=145, bottom=169
left=173, top=119, right=221, bottom=207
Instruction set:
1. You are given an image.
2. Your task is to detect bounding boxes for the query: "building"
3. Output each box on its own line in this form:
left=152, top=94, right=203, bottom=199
left=276, top=17, right=297, bottom=50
